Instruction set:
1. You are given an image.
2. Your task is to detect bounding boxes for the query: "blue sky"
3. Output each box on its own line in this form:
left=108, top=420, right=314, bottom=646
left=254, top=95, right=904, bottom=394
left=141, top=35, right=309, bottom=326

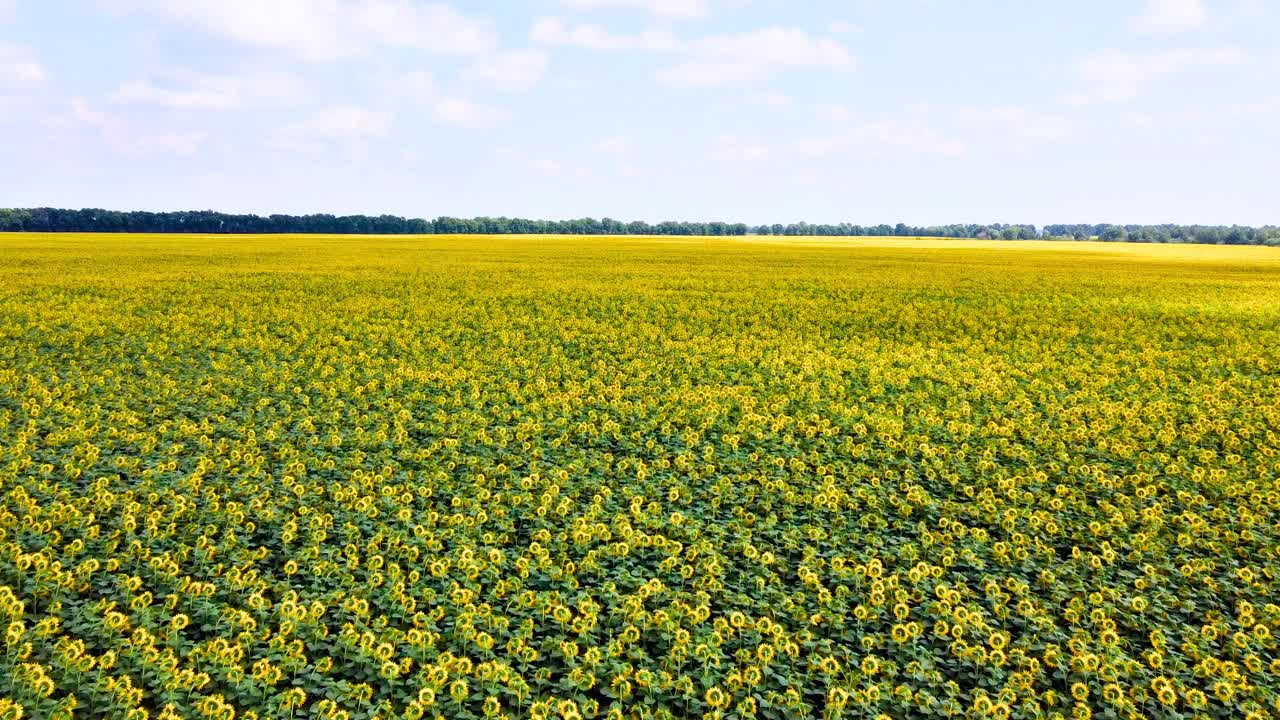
left=1, top=0, right=1276, bottom=225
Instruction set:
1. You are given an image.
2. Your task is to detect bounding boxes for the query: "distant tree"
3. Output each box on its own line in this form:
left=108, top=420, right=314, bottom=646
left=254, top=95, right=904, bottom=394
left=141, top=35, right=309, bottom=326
left=1100, top=226, right=1127, bottom=242
left=0, top=207, right=1274, bottom=244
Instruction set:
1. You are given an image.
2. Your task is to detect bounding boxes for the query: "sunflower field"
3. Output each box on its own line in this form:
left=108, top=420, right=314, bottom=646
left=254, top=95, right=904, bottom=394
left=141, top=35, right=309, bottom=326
left=2, top=233, right=1279, bottom=720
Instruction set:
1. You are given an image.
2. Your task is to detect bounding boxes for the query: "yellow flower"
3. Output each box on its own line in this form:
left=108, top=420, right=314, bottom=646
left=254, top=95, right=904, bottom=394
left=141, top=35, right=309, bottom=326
left=1184, top=688, right=1206, bottom=708
left=705, top=687, right=728, bottom=709
left=828, top=687, right=849, bottom=709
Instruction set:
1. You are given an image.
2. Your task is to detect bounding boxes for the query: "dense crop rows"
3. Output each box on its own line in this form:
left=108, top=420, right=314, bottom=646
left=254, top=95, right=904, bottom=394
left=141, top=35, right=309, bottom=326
left=2, top=234, right=1279, bottom=720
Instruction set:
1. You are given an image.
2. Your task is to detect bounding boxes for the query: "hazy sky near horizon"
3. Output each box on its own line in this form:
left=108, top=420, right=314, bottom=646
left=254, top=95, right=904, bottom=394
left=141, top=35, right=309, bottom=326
left=1, top=0, right=1277, bottom=225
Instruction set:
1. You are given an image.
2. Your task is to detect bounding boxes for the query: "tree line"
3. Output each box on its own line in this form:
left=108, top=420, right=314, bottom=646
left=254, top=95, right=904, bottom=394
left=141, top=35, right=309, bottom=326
left=743, top=222, right=1280, bottom=244
left=1, top=208, right=1277, bottom=245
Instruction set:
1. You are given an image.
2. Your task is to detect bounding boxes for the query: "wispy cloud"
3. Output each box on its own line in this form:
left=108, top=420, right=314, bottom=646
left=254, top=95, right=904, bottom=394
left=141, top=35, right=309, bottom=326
left=530, top=17, right=679, bottom=51
left=842, top=121, right=967, bottom=157
left=61, top=97, right=209, bottom=156
left=657, top=27, right=853, bottom=88
left=1131, top=0, right=1209, bottom=33
left=373, top=70, right=510, bottom=128
left=111, top=69, right=304, bottom=110
left=134, top=130, right=208, bottom=156
left=595, top=135, right=632, bottom=154
left=0, top=42, right=46, bottom=87
left=816, top=103, right=850, bottom=123
left=434, top=96, right=510, bottom=129
left=560, top=0, right=708, bottom=20
left=99, top=0, right=498, bottom=60
left=719, top=114, right=967, bottom=166
left=269, top=105, right=391, bottom=153
left=954, top=105, right=1074, bottom=143
left=464, top=49, right=550, bottom=93
left=744, top=90, right=792, bottom=108
left=1062, top=47, right=1246, bottom=105
left=376, top=69, right=439, bottom=104
left=714, top=132, right=771, bottom=163
left=495, top=145, right=564, bottom=175
left=1225, top=97, right=1280, bottom=118
left=531, top=19, right=852, bottom=89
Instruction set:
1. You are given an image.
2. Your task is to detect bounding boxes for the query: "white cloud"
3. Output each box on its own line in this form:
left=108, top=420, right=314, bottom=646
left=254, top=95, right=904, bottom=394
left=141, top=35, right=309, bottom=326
left=595, top=135, right=632, bottom=153
left=561, top=0, right=708, bottom=20
left=1131, top=0, right=1208, bottom=33
left=134, top=130, right=208, bottom=156
left=846, top=122, right=966, bottom=157
left=465, top=49, right=549, bottom=93
left=530, top=17, right=678, bottom=51
left=532, top=18, right=852, bottom=91
left=68, top=97, right=110, bottom=128
left=1121, top=111, right=1156, bottom=128
left=745, top=90, right=792, bottom=107
left=270, top=105, right=392, bottom=152
left=538, top=158, right=566, bottom=175
left=62, top=97, right=208, bottom=156
left=789, top=121, right=966, bottom=159
left=697, top=28, right=852, bottom=70
left=378, top=69, right=439, bottom=104
left=714, top=124, right=963, bottom=166
left=791, top=135, right=842, bottom=157
left=658, top=27, right=853, bottom=87
left=1237, top=0, right=1266, bottom=18
left=1226, top=98, right=1280, bottom=118
left=100, top=0, right=497, bottom=60
left=434, top=96, right=509, bottom=129
left=657, top=60, right=758, bottom=87
left=372, top=73, right=509, bottom=129
left=354, top=1, right=495, bottom=55
left=1063, top=47, right=1246, bottom=104
left=954, top=105, right=1074, bottom=142
left=0, top=0, right=16, bottom=20
left=495, top=146, right=563, bottom=175
left=714, top=132, right=771, bottom=162
left=0, top=43, right=46, bottom=87
left=816, top=103, right=849, bottom=122
left=111, top=70, right=304, bottom=110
